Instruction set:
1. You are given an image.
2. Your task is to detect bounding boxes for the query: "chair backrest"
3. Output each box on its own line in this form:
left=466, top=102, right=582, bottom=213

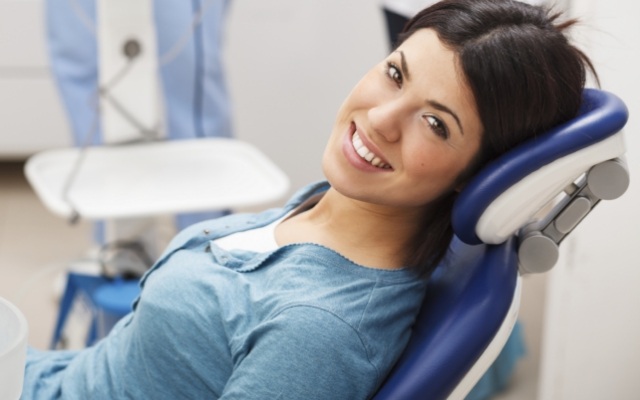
left=374, top=238, right=519, bottom=400
left=374, top=89, right=629, bottom=400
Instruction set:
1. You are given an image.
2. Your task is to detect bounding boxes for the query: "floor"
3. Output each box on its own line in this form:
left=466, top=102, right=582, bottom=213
left=0, top=160, right=545, bottom=399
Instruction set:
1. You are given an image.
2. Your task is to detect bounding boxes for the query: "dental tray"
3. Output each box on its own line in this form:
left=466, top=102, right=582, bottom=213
left=25, top=138, right=290, bottom=219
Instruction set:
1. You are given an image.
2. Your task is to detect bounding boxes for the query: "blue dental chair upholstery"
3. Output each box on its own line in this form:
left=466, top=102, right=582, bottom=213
left=374, top=89, right=629, bottom=400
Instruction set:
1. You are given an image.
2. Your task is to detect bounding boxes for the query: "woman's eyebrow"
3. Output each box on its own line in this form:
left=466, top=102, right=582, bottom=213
left=394, top=50, right=411, bottom=81
left=426, top=99, right=465, bottom=136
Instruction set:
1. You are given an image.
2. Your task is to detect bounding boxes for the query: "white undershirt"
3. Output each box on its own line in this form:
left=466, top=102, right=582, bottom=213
left=214, top=215, right=287, bottom=253
left=215, top=192, right=323, bottom=253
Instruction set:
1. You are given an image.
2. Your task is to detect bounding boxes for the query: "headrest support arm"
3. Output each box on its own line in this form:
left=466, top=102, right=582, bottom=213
left=452, top=89, right=629, bottom=272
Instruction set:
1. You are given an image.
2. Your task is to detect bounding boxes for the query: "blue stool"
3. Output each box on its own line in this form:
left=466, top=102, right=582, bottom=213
left=50, top=272, right=140, bottom=349
left=92, top=278, right=141, bottom=339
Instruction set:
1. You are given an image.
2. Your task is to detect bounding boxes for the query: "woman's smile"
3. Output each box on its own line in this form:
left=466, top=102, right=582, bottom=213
left=342, top=122, right=393, bottom=172
left=325, top=29, right=482, bottom=209
left=352, top=131, right=392, bottom=169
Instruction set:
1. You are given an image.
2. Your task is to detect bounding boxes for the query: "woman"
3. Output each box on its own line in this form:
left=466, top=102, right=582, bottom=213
left=23, top=0, right=595, bottom=399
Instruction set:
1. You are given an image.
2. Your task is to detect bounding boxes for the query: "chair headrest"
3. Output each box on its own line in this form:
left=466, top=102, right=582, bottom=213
left=452, top=89, right=629, bottom=245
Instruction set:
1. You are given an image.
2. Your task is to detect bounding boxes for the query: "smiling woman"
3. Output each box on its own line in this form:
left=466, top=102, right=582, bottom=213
left=323, top=29, right=482, bottom=207
left=21, top=1, right=596, bottom=399
left=313, top=28, right=483, bottom=270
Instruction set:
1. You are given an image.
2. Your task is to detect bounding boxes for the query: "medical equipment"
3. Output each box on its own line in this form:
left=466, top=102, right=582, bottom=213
left=0, top=296, right=28, bottom=400
left=374, top=88, right=629, bottom=399
left=25, top=138, right=290, bottom=221
left=25, top=0, right=289, bottom=348
left=37, top=0, right=240, bottom=272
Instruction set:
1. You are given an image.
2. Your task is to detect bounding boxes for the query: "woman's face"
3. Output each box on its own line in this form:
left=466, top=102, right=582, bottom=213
left=322, top=28, right=483, bottom=211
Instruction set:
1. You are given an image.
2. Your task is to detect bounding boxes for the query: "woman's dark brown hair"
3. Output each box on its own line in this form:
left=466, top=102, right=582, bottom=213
left=400, top=0, right=597, bottom=276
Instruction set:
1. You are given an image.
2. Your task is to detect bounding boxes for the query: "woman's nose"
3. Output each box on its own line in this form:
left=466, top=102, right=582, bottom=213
left=368, top=99, right=403, bottom=142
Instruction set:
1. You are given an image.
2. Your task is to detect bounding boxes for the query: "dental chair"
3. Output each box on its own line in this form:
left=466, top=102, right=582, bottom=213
left=374, top=88, right=629, bottom=400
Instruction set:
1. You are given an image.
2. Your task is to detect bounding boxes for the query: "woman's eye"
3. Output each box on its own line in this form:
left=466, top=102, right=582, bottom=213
left=425, top=115, right=449, bottom=139
left=386, top=62, right=403, bottom=87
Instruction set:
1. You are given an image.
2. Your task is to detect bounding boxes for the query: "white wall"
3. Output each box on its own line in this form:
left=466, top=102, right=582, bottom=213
left=539, top=1, right=640, bottom=399
left=224, top=0, right=387, bottom=195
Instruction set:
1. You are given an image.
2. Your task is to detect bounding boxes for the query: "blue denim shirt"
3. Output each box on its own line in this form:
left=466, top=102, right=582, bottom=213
left=23, top=182, right=427, bottom=400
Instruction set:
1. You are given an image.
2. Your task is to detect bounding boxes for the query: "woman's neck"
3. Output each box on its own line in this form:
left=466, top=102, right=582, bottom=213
left=275, top=187, right=426, bottom=269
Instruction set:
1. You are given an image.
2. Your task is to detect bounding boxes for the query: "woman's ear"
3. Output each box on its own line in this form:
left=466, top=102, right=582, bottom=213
left=454, top=180, right=467, bottom=193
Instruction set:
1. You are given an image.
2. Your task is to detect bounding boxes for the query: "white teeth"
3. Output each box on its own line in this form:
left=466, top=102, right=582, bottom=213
left=351, top=132, right=390, bottom=169
left=356, top=145, right=368, bottom=158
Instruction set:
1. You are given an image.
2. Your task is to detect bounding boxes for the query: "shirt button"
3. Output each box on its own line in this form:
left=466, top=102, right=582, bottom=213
left=203, top=229, right=211, bottom=235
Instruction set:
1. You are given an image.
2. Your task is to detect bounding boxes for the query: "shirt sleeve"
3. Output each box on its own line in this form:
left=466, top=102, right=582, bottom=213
left=219, top=306, right=379, bottom=400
